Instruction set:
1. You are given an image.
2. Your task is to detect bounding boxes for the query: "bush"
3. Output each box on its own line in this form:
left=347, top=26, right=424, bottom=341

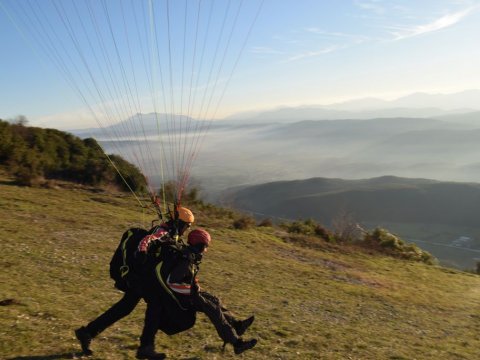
left=233, top=215, right=256, bottom=230
left=258, top=218, right=273, bottom=227
left=314, top=224, right=334, bottom=242
left=284, top=220, right=315, bottom=235
left=280, top=219, right=334, bottom=241
left=363, top=228, right=436, bottom=265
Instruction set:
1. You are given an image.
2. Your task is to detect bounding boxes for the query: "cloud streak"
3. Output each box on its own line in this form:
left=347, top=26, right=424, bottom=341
left=250, top=46, right=284, bottom=55
left=284, top=45, right=345, bottom=63
left=391, top=7, right=477, bottom=40
left=354, top=0, right=386, bottom=15
left=304, top=27, right=371, bottom=43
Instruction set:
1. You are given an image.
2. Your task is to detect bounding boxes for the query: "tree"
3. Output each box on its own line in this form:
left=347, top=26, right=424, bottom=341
left=11, top=115, right=28, bottom=126
left=0, top=120, right=147, bottom=190
left=332, top=210, right=362, bottom=242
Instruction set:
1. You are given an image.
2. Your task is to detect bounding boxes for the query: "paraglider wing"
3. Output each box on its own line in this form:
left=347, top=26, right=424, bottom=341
left=1, top=0, right=264, bottom=213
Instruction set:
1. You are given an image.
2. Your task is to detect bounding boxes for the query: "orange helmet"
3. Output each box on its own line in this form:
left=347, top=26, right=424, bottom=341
left=177, top=206, right=194, bottom=223
left=188, top=229, right=211, bottom=247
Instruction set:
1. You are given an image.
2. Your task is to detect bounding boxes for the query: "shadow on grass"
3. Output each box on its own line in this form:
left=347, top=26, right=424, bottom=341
left=7, top=352, right=84, bottom=360
left=0, top=179, right=17, bottom=186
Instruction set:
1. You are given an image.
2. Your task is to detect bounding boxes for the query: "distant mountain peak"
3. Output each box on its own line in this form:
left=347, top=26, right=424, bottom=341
left=227, top=89, right=480, bottom=122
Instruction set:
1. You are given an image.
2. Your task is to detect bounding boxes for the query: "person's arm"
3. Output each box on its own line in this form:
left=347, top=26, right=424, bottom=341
left=137, top=228, right=169, bottom=253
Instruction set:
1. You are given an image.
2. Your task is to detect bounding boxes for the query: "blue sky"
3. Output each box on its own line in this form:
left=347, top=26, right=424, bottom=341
left=1, top=0, right=480, bottom=129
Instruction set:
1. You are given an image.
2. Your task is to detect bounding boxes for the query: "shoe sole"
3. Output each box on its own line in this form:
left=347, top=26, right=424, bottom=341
left=234, top=339, right=257, bottom=355
left=75, top=329, right=93, bottom=356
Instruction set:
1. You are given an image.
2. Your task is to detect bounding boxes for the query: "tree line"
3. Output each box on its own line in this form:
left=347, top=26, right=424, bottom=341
left=0, top=119, right=146, bottom=191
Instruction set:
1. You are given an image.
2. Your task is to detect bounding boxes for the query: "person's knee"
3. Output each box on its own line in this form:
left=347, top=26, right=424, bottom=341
left=117, top=293, right=141, bottom=315
left=200, top=291, right=222, bottom=306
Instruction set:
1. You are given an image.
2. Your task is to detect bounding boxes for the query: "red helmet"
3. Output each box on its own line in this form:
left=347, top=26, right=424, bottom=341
left=188, top=229, right=211, bottom=247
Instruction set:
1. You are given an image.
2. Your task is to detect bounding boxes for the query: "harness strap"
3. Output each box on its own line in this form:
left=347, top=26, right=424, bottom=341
left=155, top=259, right=188, bottom=311
left=120, top=230, right=133, bottom=278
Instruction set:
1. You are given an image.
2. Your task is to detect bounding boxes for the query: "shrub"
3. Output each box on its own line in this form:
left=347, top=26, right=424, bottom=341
left=363, top=228, right=436, bottom=265
left=258, top=218, right=273, bottom=227
left=314, top=224, right=334, bottom=242
left=280, top=218, right=334, bottom=242
left=285, top=220, right=315, bottom=235
left=233, top=215, right=256, bottom=230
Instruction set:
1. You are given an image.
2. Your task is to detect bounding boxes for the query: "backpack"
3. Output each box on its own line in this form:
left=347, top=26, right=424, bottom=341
left=109, top=227, right=148, bottom=291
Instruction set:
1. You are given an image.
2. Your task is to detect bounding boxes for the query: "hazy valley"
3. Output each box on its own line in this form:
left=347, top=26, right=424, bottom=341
left=70, top=92, right=480, bottom=270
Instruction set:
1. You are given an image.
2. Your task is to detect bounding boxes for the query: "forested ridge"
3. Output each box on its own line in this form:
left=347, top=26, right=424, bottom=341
left=0, top=119, right=145, bottom=191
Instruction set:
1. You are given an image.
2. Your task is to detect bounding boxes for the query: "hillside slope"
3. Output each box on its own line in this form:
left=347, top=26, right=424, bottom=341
left=0, top=119, right=145, bottom=191
left=226, top=176, right=480, bottom=226
left=226, top=176, right=480, bottom=269
left=1, top=180, right=480, bottom=359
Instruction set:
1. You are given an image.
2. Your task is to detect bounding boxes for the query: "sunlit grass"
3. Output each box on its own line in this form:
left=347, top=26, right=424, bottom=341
left=1, top=179, right=480, bottom=359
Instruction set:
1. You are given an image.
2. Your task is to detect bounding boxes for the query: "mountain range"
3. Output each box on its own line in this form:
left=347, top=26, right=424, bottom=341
left=223, top=175, right=480, bottom=268
left=224, top=176, right=480, bottom=227
left=70, top=89, right=480, bottom=137
left=188, top=113, right=480, bottom=196
left=71, top=111, right=480, bottom=198
left=226, top=89, right=480, bottom=122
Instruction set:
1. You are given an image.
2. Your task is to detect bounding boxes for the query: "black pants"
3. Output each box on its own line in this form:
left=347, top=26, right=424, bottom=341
left=139, top=294, right=162, bottom=347
left=85, top=290, right=238, bottom=347
left=190, top=291, right=239, bottom=344
left=141, top=291, right=240, bottom=346
left=85, top=290, right=159, bottom=347
left=86, top=290, right=141, bottom=337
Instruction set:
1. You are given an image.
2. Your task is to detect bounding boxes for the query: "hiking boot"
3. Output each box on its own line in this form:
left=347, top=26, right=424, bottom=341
left=234, top=315, right=255, bottom=336
left=75, top=326, right=93, bottom=356
left=136, top=344, right=166, bottom=359
left=233, top=338, right=257, bottom=355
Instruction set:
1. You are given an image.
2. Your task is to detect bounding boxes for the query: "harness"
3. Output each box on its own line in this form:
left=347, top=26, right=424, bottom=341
left=155, top=258, right=188, bottom=311
left=119, top=229, right=134, bottom=279
left=153, top=244, right=202, bottom=311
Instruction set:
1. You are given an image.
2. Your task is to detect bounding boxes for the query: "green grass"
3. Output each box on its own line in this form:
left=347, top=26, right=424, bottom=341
left=1, top=179, right=480, bottom=359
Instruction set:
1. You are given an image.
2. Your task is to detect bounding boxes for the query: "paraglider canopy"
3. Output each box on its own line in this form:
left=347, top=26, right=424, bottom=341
left=1, top=0, right=263, bottom=214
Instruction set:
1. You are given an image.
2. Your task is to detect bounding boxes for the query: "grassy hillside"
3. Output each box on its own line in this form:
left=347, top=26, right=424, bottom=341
left=226, top=176, right=480, bottom=268
left=1, top=178, right=480, bottom=359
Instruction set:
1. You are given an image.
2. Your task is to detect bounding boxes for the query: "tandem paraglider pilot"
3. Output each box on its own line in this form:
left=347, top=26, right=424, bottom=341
left=75, top=205, right=257, bottom=359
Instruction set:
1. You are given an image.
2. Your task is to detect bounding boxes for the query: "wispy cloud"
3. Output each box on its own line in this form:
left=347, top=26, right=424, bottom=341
left=279, top=25, right=368, bottom=63
left=284, top=45, right=344, bottom=63
left=354, top=0, right=386, bottom=15
left=390, top=7, right=477, bottom=40
left=305, top=27, right=349, bottom=37
left=304, top=27, right=371, bottom=44
left=250, top=46, right=284, bottom=55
